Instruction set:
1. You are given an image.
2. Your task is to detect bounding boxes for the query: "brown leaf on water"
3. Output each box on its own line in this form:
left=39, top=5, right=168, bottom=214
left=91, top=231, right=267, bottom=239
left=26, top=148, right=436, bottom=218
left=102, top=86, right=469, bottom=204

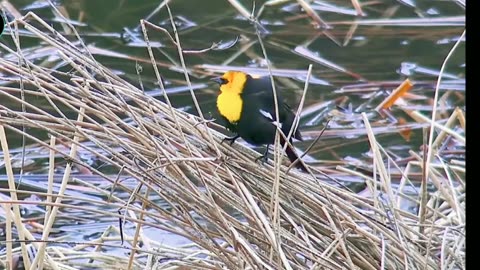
left=375, top=79, right=414, bottom=111
left=397, top=117, right=412, bottom=142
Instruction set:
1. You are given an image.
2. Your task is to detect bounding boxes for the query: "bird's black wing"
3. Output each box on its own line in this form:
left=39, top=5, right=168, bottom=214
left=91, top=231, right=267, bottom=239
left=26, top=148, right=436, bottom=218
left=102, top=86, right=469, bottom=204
left=243, top=76, right=302, bottom=141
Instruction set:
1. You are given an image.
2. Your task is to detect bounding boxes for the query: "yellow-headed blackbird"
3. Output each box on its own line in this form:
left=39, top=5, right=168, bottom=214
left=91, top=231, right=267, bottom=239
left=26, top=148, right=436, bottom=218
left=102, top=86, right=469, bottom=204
left=212, top=71, right=307, bottom=171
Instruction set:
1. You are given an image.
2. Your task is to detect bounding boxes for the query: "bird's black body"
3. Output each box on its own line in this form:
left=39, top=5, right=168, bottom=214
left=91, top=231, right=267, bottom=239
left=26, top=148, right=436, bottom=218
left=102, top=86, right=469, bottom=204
left=213, top=71, right=306, bottom=171
left=222, top=75, right=302, bottom=145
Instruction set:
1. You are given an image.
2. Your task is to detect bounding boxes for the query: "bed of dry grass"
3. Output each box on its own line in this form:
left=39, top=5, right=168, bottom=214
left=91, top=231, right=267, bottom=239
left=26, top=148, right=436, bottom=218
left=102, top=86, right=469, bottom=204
left=0, top=2, right=465, bottom=270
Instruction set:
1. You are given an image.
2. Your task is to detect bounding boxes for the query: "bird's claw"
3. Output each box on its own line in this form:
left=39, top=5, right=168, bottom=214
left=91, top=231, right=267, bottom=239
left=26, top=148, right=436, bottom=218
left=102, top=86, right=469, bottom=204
left=254, top=144, right=270, bottom=165
left=254, top=154, right=269, bottom=164
left=221, top=135, right=239, bottom=146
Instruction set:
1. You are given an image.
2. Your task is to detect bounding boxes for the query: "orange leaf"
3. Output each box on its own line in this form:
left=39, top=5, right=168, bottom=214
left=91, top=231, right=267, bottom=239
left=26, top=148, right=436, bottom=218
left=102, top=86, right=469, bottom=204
left=397, top=117, right=412, bottom=142
left=375, top=79, right=414, bottom=111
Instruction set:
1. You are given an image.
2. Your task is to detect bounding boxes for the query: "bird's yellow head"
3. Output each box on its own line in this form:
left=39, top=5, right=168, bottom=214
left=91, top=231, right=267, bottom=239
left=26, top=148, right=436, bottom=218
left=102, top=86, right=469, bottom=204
left=211, top=71, right=248, bottom=95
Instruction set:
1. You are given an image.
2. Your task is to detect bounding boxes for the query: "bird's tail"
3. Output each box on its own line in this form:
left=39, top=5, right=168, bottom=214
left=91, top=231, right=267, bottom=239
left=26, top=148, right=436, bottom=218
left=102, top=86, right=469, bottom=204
left=280, top=137, right=307, bottom=172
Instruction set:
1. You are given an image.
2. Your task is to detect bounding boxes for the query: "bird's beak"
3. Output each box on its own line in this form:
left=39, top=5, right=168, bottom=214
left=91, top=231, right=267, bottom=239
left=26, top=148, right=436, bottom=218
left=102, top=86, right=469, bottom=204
left=210, top=77, right=227, bottom=85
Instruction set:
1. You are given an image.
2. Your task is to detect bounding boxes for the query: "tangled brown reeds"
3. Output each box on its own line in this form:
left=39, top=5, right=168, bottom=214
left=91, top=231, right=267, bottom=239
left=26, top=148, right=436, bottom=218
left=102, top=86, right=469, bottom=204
left=0, top=9, right=465, bottom=270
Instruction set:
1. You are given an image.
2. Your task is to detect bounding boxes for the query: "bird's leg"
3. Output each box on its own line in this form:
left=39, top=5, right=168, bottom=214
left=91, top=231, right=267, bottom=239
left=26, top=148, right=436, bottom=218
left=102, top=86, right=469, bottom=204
left=255, top=144, right=270, bottom=164
left=221, top=134, right=240, bottom=146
